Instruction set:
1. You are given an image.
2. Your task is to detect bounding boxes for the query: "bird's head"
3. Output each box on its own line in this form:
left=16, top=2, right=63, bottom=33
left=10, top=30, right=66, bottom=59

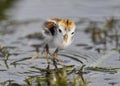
left=47, top=18, right=76, bottom=48
left=58, top=19, right=76, bottom=47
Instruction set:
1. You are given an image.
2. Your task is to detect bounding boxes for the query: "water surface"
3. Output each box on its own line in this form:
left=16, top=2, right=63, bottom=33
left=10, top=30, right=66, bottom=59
left=0, top=0, right=120, bottom=86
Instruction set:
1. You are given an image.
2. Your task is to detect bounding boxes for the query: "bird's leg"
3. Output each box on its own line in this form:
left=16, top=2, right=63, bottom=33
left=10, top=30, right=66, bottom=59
left=28, top=46, right=41, bottom=61
left=45, top=44, right=50, bottom=63
left=52, top=48, right=63, bottom=62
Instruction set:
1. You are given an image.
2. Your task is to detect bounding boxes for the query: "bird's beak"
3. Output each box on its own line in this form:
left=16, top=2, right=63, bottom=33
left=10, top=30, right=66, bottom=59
left=64, top=34, right=68, bottom=43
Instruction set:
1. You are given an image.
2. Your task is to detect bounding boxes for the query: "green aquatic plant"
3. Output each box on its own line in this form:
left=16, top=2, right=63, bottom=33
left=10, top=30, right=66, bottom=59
left=85, top=17, right=120, bottom=53
left=0, top=45, right=10, bottom=61
left=87, top=66, right=120, bottom=73
left=25, top=65, right=88, bottom=86
left=0, top=45, right=10, bottom=68
left=50, top=70, right=67, bottom=86
left=70, top=76, right=88, bottom=86
left=0, top=0, right=16, bottom=20
left=84, top=21, right=101, bottom=33
left=104, top=17, right=118, bottom=30
left=91, top=28, right=102, bottom=44
left=103, top=17, right=120, bottom=50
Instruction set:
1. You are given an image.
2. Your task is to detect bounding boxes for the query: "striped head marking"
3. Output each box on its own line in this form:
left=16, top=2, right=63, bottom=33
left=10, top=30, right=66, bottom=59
left=57, top=19, right=76, bottom=46
left=58, top=19, right=75, bottom=31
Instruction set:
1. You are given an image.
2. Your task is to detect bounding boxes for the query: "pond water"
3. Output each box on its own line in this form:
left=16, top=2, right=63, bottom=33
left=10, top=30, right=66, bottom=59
left=8, top=0, right=120, bottom=20
left=0, top=0, right=120, bottom=86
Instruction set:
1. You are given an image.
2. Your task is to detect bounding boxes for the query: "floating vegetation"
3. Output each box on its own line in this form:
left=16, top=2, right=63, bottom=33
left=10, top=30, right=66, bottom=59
left=25, top=67, right=88, bottom=86
left=104, top=17, right=118, bottom=31
left=0, top=45, right=10, bottom=61
left=0, top=45, right=10, bottom=68
left=86, top=66, right=120, bottom=73
left=83, top=17, right=120, bottom=53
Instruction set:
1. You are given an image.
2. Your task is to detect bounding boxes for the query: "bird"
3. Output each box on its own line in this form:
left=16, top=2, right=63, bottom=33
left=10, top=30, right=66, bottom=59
left=30, top=18, right=76, bottom=63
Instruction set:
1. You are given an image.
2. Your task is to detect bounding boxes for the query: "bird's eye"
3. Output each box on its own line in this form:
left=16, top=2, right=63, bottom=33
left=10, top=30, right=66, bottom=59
left=59, top=29, right=62, bottom=33
left=71, top=32, right=74, bottom=35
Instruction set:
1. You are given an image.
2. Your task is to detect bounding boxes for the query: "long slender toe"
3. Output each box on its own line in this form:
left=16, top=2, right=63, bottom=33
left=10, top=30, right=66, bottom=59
left=29, top=52, right=41, bottom=61
left=52, top=54, right=63, bottom=62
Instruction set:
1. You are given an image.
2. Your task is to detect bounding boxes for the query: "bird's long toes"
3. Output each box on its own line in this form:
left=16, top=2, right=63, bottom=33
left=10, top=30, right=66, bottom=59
left=52, top=54, right=63, bottom=62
